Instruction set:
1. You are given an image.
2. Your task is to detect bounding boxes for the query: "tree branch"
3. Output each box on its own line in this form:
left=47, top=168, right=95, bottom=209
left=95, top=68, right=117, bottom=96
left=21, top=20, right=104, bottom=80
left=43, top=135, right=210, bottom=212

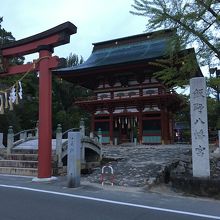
left=163, top=10, right=220, bottom=59
left=195, top=0, right=220, bottom=21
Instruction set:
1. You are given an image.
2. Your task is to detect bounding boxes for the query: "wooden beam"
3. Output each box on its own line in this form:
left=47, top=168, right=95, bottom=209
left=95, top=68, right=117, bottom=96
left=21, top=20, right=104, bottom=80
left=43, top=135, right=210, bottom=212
left=1, top=22, right=77, bottom=57
left=0, top=56, right=60, bottom=76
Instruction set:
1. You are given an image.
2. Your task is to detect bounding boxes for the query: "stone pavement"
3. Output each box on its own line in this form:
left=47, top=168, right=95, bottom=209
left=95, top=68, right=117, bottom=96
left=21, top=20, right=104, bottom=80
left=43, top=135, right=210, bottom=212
left=82, top=144, right=192, bottom=188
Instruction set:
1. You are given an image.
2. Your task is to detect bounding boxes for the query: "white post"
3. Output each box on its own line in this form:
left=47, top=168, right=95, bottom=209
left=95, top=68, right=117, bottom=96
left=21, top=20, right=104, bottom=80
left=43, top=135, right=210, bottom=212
left=134, top=137, right=137, bottom=146
left=98, top=128, right=102, bottom=144
left=56, top=124, right=63, bottom=167
left=7, top=126, right=14, bottom=155
left=0, top=133, right=4, bottom=148
left=190, top=77, right=210, bottom=178
left=67, top=131, right=81, bottom=188
left=80, top=119, right=85, bottom=137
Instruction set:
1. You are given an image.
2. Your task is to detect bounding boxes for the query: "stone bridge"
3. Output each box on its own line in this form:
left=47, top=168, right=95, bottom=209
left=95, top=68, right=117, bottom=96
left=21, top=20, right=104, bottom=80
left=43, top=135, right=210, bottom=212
left=0, top=123, right=102, bottom=176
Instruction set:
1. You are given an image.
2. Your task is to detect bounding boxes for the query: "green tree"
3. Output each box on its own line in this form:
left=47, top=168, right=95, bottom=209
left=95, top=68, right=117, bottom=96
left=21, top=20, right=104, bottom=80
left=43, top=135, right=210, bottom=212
left=130, top=0, right=220, bottom=65
left=65, top=52, right=84, bottom=67
left=0, top=17, right=26, bottom=136
left=52, top=53, right=91, bottom=132
left=130, top=1, right=220, bottom=131
left=130, top=0, right=220, bottom=89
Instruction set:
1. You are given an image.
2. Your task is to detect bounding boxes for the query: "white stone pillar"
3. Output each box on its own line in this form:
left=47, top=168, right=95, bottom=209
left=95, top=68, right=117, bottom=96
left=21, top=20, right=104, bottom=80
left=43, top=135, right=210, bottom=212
left=190, top=77, right=210, bottom=178
left=67, top=132, right=81, bottom=188
left=56, top=124, right=63, bottom=167
left=0, top=133, right=4, bottom=148
left=80, top=119, right=85, bottom=137
left=7, top=126, right=14, bottom=155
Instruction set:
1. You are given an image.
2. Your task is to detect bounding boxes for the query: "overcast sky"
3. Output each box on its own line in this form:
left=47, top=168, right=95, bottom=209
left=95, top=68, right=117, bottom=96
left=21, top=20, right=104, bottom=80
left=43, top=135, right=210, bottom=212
left=1, top=0, right=147, bottom=62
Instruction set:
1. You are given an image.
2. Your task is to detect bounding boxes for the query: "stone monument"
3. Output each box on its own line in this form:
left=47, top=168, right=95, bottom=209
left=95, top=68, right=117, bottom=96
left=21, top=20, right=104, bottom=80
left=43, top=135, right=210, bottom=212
left=190, top=77, right=210, bottom=178
left=67, top=131, right=81, bottom=188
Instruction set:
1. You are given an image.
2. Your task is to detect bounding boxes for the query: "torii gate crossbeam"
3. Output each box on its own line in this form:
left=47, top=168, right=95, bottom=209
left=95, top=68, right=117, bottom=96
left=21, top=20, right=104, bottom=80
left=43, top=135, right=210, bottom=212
left=0, top=22, right=77, bottom=179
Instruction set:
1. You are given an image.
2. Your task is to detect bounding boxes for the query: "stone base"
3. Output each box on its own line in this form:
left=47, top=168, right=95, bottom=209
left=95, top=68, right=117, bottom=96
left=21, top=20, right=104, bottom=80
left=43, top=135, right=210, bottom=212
left=170, top=175, right=220, bottom=198
left=32, top=176, right=57, bottom=182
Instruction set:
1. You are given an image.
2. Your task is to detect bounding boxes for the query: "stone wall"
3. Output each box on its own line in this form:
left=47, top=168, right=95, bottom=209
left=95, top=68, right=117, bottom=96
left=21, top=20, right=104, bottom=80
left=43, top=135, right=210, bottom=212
left=170, top=154, right=220, bottom=198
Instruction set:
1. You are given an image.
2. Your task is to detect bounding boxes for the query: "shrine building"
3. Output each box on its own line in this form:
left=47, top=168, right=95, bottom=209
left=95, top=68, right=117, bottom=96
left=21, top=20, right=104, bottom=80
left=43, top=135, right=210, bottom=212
left=55, top=29, right=202, bottom=145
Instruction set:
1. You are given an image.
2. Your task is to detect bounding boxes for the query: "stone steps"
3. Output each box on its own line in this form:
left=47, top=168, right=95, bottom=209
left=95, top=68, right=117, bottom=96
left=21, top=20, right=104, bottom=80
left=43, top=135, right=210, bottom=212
left=0, top=147, right=58, bottom=177
left=0, top=160, right=38, bottom=168
left=5, top=154, right=38, bottom=161
left=3, top=153, right=57, bottom=161
left=0, top=167, right=38, bottom=176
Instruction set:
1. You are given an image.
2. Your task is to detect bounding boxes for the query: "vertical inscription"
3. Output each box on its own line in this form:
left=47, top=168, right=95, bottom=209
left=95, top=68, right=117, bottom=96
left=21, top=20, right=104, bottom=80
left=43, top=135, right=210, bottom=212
left=190, top=77, right=210, bottom=178
left=67, top=131, right=81, bottom=187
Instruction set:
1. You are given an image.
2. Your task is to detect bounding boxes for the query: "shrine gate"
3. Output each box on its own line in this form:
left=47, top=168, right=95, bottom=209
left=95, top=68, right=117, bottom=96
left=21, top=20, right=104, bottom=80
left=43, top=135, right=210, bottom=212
left=0, top=22, right=76, bottom=179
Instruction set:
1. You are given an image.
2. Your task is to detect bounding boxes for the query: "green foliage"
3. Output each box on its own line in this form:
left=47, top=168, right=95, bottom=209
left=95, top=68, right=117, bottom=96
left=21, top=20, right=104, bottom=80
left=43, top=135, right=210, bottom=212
left=130, top=0, right=220, bottom=89
left=52, top=75, right=91, bottom=132
left=65, top=53, right=84, bottom=67
left=174, top=95, right=220, bottom=135
left=130, top=0, right=220, bottom=64
left=174, top=94, right=190, bottom=123
left=207, top=97, right=220, bottom=129
left=151, top=52, right=199, bottom=87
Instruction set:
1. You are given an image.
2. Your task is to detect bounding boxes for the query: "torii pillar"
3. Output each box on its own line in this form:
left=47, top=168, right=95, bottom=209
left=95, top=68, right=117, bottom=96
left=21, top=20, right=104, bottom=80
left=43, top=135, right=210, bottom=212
left=0, top=22, right=77, bottom=179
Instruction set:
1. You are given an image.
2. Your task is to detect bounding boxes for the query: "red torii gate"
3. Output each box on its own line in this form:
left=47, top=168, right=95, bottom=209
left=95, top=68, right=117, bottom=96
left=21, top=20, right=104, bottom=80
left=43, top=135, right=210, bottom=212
left=0, top=22, right=77, bottom=179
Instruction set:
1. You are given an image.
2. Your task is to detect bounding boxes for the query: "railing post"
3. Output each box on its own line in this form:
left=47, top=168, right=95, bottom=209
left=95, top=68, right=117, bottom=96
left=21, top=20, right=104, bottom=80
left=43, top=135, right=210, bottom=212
left=89, top=132, right=94, bottom=139
left=20, top=131, right=27, bottom=141
left=56, top=124, right=63, bottom=167
left=7, top=126, right=14, bottom=155
left=80, top=118, right=85, bottom=162
left=98, top=128, right=102, bottom=144
left=0, top=133, right=4, bottom=148
left=35, top=121, right=39, bottom=138
left=80, top=118, right=85, bottom=137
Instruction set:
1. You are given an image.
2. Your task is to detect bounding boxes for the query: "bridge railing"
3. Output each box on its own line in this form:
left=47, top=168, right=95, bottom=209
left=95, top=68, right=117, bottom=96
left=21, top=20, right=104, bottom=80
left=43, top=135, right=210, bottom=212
left=55, top=122, right=102, bottom=168
left=55, top=124, right=80, bottom=167
left=6, top=125, right=38, bottom=155
left=6, top=121, right=102, bottom=168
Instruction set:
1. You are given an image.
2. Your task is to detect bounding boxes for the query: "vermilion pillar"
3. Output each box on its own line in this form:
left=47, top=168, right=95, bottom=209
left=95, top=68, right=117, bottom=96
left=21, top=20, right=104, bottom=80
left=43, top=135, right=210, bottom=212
left=38, top=48, right=52, bottom=178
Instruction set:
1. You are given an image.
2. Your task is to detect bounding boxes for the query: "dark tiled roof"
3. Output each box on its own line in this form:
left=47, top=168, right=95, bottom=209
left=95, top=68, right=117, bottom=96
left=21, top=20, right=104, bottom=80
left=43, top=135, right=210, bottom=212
left=55, top=29, right=176, bottom=74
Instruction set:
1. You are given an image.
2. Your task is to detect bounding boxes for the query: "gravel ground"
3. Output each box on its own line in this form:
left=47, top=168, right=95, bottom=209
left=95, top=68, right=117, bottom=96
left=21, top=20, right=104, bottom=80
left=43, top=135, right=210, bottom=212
left=82, top=144, right=192, bottom=187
